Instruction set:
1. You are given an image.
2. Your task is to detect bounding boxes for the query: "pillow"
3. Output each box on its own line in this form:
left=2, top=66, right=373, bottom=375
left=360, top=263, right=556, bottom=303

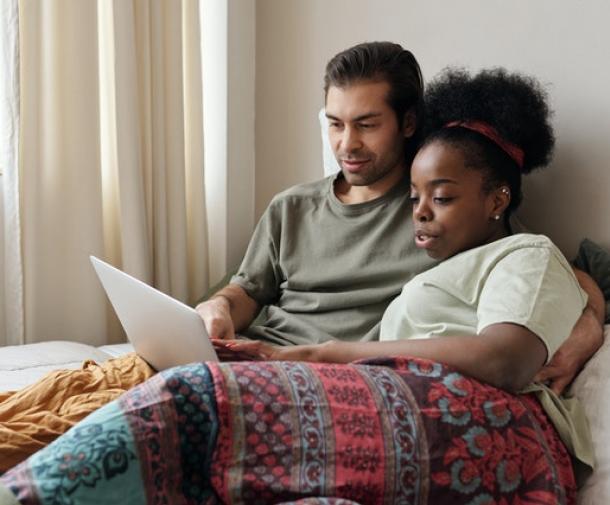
left=319, top=108, right=340, bottom=176
left=571, top=324, right=610, bottom=504
left=573, top=239, right=610, bottom=324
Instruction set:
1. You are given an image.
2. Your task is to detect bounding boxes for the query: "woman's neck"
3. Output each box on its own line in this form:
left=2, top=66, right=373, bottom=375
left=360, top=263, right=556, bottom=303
left=485, top=224, right=510, bottom=245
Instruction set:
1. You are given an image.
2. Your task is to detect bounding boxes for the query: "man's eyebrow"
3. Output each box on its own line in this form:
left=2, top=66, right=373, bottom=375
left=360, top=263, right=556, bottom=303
left=325, top=112, right=383, bottom=122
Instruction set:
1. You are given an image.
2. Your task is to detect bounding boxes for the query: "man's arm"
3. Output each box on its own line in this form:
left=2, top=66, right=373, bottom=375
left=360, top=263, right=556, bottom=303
left=197, top=197, right=282, bottom=340
left=534, top=268, right=605, bottom=394
left=196, top=283, right=260, bottom=339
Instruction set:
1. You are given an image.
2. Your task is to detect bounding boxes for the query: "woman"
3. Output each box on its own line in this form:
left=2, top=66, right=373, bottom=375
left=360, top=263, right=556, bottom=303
left=0, top=69, right=589, bottom=504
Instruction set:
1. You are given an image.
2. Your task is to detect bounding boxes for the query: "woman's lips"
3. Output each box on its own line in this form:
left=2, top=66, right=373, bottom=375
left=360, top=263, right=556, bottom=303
left=415, top=231, right=439, bottom=248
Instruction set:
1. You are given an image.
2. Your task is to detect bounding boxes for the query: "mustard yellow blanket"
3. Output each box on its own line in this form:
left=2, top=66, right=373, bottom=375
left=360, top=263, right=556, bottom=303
left=0, top=354, right=155, bottom=473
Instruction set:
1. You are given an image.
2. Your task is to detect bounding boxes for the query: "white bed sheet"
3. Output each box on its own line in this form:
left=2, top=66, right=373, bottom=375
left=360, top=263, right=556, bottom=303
left=0, top=340, right=134, bottom=391
left=572, top=324, right=610, bottom=505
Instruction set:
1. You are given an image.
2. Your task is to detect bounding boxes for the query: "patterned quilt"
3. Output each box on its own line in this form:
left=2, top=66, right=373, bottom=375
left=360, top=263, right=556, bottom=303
left=0, top=357, right=575, bottom=504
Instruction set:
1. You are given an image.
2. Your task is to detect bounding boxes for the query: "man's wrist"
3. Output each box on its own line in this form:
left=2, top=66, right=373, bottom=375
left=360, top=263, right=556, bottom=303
left=209, top=294, right=232, bottom=312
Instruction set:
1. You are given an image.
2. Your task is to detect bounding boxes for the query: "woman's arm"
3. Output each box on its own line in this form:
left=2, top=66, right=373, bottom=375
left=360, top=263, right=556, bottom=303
left=533, top=268, right=605, bottom=394
left=220, top=322, right=547, bottom=393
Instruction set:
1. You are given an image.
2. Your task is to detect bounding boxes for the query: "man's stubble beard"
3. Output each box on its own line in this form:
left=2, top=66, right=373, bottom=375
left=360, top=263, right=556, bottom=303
left=339, top=152, right=405, bottom=187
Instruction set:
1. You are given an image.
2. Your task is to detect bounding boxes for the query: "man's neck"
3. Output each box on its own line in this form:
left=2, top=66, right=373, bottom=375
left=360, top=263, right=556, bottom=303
left=334, top=167, right=407, bottom=204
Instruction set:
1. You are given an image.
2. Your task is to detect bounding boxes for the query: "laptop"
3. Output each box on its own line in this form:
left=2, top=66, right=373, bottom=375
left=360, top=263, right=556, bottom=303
left=90, top=256, right=218, bottom=371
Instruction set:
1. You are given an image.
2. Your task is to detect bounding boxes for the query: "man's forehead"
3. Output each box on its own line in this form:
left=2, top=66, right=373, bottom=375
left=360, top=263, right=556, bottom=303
left=325, top=80, right=392, bottom=118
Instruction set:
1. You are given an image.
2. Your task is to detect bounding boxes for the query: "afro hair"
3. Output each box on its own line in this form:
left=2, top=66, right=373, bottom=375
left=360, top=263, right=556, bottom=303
left=422, top=67, right=555, bottom=175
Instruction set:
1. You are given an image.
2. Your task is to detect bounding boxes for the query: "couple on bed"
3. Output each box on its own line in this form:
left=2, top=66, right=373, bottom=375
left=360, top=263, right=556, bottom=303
left=0, top=42, right=605, bottom=504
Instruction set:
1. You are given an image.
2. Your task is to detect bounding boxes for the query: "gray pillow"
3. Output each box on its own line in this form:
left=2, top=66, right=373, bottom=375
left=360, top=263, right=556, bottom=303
left=573, top=239, right=610, bottom=324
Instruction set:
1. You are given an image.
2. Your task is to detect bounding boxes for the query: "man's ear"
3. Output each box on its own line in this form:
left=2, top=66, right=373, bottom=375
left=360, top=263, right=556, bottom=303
left=402, top=109, right=417, bottom=138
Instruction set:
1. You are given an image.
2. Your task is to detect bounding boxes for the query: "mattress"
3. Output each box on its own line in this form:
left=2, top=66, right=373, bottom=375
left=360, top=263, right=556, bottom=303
left=0, top=340, right=134, bottom=391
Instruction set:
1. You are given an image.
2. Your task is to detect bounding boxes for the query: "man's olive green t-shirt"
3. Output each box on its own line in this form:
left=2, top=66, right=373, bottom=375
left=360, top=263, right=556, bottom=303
left=231, top=174, right=436, bottom=346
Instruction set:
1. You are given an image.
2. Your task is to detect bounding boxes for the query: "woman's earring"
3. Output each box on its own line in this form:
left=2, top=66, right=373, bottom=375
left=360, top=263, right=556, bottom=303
left=494, top=215, right=501, bottom=221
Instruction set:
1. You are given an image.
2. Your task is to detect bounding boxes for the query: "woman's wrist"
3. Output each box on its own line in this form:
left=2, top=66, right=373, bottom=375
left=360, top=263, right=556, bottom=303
left=271, top=340, right=345, bottom=363
left=309, top=340, right=343, bottom=363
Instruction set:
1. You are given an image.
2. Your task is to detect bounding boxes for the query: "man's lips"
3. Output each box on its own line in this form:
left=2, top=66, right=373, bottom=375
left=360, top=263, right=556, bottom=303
left=340, top=158, right=370, bottom=172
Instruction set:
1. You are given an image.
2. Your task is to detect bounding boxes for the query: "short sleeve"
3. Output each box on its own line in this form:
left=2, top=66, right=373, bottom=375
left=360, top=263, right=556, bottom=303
left=477, top=246, right=587, bottom=361
left=230, top=201, right=284, bottom=306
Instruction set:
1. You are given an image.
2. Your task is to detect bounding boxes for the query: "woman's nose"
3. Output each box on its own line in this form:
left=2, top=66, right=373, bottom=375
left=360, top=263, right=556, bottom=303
left=413, top=200, right=432, bottom=222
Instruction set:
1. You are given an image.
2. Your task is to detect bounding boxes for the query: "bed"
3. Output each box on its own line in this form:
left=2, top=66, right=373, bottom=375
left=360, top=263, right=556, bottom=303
left=0, top=341, right=135, bottom=392
left=0, top=326, right=609, bottom=504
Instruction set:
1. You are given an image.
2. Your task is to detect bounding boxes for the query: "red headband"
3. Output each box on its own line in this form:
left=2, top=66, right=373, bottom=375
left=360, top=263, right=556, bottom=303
left=445, top=120, right=524, bottom=169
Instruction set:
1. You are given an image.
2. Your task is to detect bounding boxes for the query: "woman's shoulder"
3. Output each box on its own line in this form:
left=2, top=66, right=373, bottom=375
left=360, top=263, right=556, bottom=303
left=491, top=232, right=554, bottom=250
left=485, top=233, right=572, bottom=270
left=438, top=233, right=561, bottom=271
left=418, top=233, right=574, bottom=296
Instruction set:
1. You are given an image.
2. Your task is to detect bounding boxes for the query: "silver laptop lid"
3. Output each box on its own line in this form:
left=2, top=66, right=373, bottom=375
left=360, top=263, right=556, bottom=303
left=90, top=256, right=217, bottom=370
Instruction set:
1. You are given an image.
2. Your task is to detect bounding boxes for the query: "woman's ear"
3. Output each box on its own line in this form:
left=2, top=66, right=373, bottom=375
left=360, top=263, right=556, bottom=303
left=490, top=186, right=511, bottom=220
left=402, top=109, right=417, bottom=138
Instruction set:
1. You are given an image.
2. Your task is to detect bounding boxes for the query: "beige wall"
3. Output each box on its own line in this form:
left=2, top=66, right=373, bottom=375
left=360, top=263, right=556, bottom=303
left=255, top=0, right=610, bottom=257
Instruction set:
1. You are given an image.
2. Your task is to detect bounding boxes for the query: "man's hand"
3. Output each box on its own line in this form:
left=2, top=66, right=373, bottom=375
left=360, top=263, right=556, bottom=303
left=195, top=284, right=260, bottom=340
left=196, top=297, right=236, bottom=340
left=534, top=307, right=603, bottom=395
left=536, top=268, right=607, bottom=395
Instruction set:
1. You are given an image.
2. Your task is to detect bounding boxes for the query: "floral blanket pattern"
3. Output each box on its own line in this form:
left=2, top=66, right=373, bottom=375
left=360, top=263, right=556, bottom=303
left=0, top=357, right=575, bottom=504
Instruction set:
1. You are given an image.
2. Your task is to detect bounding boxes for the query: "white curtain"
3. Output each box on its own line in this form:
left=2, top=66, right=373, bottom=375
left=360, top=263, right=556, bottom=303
left=6, top=0, right=210, bottom=345
left=0, top=0, right=23, bottom=347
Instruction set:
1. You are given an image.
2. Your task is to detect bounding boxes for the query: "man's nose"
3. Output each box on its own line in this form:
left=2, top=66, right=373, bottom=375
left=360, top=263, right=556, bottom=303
left=341, top=127, right=363, bottom=152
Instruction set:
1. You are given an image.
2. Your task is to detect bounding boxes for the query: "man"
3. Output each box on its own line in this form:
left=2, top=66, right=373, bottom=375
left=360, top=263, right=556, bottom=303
left=196, top=41, right=604, bottom=393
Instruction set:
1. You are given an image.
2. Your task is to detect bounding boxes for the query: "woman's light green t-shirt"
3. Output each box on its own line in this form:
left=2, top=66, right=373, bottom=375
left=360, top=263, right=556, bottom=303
left=380, top=233, right=593, bottom=475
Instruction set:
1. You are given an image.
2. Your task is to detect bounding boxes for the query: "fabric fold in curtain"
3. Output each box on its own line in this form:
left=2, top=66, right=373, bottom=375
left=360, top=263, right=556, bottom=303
left=16, top=0, right=209, bottom=345
left=0, top=0, right=23, bottom=347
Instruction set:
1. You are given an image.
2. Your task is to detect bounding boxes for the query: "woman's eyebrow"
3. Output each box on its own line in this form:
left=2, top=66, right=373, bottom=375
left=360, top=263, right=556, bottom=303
left=427, top=179, right=458, bottom=188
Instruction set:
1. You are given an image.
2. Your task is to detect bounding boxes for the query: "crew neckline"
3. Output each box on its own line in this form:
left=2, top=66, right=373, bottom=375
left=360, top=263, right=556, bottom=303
left=327, top=172, right=410, bottom=216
